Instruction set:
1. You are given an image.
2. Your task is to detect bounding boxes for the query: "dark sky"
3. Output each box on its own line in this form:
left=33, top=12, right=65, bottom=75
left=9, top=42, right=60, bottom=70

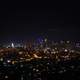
left=0, top=8, right=80, bottom=42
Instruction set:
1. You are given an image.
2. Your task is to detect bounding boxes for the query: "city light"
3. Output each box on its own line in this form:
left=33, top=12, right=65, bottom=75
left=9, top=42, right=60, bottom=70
left=11, top=43, right=14, bottom=48
left=0, top=40, right=80, bottom=80
left=33, top=54, right=38, bottom=58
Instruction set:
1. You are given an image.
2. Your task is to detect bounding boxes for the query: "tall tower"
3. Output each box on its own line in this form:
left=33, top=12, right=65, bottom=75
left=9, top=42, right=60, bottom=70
left=11, top=43, right=14, bottom=48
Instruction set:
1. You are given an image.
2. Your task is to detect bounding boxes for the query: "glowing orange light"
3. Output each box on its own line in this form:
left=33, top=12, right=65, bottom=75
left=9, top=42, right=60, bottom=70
left=33, top=54, right=39, bottom=58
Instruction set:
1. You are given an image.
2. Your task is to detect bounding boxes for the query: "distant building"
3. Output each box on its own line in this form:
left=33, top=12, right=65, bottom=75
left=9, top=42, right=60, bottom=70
left=11, top=43, right=14, bottom=48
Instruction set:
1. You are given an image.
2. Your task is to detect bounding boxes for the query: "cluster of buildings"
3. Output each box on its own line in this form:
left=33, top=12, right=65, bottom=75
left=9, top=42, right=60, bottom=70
left=0, top=39, right=80, bottom=79
left=0, top=39, right=80, bottom=64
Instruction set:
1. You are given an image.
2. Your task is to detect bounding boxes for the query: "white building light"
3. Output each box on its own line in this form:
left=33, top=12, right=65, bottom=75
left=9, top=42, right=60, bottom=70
left=11, top=43, right=14, bottom=48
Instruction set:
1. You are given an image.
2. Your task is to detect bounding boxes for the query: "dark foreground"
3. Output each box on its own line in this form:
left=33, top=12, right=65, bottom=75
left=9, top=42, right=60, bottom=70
left=0, top=58, right=80, bottom=80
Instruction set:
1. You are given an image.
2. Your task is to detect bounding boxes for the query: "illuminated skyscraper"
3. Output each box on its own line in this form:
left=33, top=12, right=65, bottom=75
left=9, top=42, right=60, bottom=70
left=11, top=43, right=14, bottom=48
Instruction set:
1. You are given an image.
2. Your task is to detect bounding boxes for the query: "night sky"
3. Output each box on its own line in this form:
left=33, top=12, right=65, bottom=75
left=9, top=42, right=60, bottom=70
left=0, top=8, right=80, bottom=42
